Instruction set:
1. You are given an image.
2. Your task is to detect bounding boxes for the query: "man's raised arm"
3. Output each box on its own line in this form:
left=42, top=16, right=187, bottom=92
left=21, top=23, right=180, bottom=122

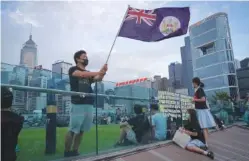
left=72, top=70, right=103, bottom=78
left=93, top=64, right=108, bottom=81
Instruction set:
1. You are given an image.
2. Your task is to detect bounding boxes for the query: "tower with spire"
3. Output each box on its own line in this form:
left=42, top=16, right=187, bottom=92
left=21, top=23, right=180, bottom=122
left=20, top=24, right=38, bottom=68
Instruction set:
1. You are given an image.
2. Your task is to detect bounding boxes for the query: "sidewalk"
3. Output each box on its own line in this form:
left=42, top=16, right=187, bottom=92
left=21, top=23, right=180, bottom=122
left=57, top=125, right=249, bottom=161
left=113, top=126, right=249, bottom=161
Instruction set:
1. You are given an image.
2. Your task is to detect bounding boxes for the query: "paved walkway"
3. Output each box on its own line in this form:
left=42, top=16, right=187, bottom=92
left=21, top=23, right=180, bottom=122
left=113, top=126, right=249, bottom=161
left=57, top=125, right=249, bottom=161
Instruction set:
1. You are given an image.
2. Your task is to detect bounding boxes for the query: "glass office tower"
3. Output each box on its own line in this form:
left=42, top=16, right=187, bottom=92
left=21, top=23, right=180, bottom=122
left=189, top=13, right=238, bottom=98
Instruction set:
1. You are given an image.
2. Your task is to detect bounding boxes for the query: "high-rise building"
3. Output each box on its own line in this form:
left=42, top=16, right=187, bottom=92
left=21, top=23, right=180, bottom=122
left=20, top=34, right=38, bottom=68
left=240, top=58, right=249, bottom=68
left=237, top=57, right=249, bottom=98
left=52, top=60, right=73, bottom=79
left=181, top=36, right=194, bottom=96
left=54, top=79, right=71, bottom=113
left=189, top=13, right=238, bottom=98
left=114, top=85, right=152, bottom=114
left=94, top=82, right=105, bottom=109
left=168, top=62, right=183, bottom=89
left=105, top=89, right=116, bottom=105
left=160, top=77, right=169, bottom=91
left=152, top=75, right=161, bottom=91
left=52, top=60, right=72, bottom=79
left=26, top=76, right=48, bottom=111
left=152, top=76, right=169, bottom=91
left=1, top=63, right=15, bottom=84
left=237, top=67, right=249, bottom=98
left=234, top=59, right=241, bottom=69
left=9, top=66, right=28, bottom=110
left=25, top=66, right=52, bottom=111
left=32, top=67, right=52, bottom=79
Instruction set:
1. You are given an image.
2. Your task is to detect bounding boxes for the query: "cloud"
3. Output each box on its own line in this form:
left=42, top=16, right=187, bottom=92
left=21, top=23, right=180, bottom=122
left=2, top=1, right=182, bottom=82
left=188, top=2, right=231, bottom=24
left=2, top=1, right=244, bottom=83
left=8, top=7, right=42, bottom=27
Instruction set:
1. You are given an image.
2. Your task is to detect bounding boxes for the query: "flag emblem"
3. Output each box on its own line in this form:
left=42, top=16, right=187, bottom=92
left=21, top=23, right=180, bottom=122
left=159, top=16, right=181, bottom=36
left=125, top=7, right=157, bottom=26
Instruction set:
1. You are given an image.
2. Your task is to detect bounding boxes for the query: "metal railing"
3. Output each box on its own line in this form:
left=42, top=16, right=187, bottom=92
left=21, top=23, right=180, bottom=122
left=1, top=84, right=150, bottom=101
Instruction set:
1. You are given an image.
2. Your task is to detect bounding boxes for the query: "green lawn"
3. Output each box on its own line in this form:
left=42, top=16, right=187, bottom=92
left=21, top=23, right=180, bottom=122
left=17, top=125, right=120, bottom=161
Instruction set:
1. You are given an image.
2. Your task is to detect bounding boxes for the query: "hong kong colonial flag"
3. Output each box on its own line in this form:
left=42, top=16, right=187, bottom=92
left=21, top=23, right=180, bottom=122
left=118, top=7, right=190, bottom=42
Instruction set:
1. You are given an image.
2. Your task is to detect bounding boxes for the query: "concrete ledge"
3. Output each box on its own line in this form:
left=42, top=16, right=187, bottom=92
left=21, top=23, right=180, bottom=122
left=234, top=124, right=249, bottom=130
left=77, top=140, right=173, bottom=161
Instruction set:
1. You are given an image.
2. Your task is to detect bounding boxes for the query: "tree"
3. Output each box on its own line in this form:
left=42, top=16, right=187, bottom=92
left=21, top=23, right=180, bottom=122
left=211, top=92, right=230, bottom=103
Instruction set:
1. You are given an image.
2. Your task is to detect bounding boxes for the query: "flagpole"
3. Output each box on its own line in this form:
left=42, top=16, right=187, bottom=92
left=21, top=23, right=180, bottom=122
left=105, top=5, right=130, bottom=64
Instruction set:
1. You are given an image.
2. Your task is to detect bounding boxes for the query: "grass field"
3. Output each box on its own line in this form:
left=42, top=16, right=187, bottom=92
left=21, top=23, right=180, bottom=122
left=17, top=125, right=120, bottom=161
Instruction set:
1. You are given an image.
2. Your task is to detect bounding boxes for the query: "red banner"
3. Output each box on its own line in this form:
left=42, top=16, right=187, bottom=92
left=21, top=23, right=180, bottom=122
left=116, top=77, right=148, bottom=87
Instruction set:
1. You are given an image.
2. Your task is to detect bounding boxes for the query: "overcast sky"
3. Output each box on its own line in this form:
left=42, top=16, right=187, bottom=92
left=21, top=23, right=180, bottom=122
left=1, top=1, right=249, bottom=82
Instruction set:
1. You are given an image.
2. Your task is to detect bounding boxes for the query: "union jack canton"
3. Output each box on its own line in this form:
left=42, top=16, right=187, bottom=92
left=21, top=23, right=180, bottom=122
left=124, top=7, right=157, bottom=26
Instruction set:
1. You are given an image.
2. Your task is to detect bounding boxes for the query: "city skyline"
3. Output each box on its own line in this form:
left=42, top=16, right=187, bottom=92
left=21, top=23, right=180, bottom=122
left=1, top=1, right=249, bottom=82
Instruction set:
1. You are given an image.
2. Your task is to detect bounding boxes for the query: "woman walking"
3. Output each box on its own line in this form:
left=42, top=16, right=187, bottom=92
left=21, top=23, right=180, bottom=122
left=192, top=77, right=216, bottom=147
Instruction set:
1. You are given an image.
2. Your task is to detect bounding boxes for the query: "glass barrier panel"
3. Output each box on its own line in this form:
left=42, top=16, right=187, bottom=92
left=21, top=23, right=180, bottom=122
left=95, top=81, right=154, bottom=154
left=2, top=62, right=249, bottom=160
left=2, top=87, right=97, bottom=161
left=209, top=99, right=249, bottom=127
left=12, top=91, right=51, bottom=161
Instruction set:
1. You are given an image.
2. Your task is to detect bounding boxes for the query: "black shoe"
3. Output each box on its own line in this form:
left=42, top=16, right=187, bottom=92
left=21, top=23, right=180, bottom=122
left=207, top=151, right=214, bottom=160
left=64, top=151, right=73, bottom=157
left=71, top=150, right=80, bottom=156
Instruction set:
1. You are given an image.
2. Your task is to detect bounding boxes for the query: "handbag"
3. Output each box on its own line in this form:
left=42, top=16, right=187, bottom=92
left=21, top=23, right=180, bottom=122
left=172, top=130, right=191, bottom=148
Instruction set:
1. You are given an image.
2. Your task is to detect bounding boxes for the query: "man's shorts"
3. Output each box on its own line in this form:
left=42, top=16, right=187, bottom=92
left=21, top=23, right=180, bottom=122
left=69, top=104, right=94, bottom=134
left=126, top=129, right=137, bottom=144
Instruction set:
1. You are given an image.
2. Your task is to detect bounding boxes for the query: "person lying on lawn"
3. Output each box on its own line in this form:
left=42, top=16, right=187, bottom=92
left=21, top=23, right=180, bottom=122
left=180, top=109, right=214, bottom=160
left=115, top=104, right=150, bottom=146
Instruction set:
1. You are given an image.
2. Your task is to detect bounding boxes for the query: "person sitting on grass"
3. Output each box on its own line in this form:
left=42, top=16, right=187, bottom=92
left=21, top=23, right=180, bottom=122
left=1, top=86, right=24, bottom=161
left=149, top=103, right=167, bottom=141
left=180, top=109, right=214, bottom=160
left=115, top=104, right=150, bottom=146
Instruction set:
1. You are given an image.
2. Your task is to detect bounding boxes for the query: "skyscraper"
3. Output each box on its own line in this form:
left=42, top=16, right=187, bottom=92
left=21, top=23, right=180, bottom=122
left=52, top=60, right=72, bottom=79
left=181, top=36, right=194, bottom=95
left=189, top=13, right=238, bottom=98
left=234, top=59, right=241, bottom=69
left=26, top=76, right=48, bottom=111
left=9, top=66, right=28, bottom=110
left=240, top=58, right=249, bottom=68
left=168, top=62, right=182, bottom=89
left=152, top=75, right=161, bottom=91
left=114, top=85, right=151, bottom=114
left=151, top=76, right=169, bottom=91
left=94, top=82, right=105, bottom=109
left=237, top=57, right=249, bottom=98
left=160, top=77, right=169, bottom=91
left=20, top=34, right=38, bottom=68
